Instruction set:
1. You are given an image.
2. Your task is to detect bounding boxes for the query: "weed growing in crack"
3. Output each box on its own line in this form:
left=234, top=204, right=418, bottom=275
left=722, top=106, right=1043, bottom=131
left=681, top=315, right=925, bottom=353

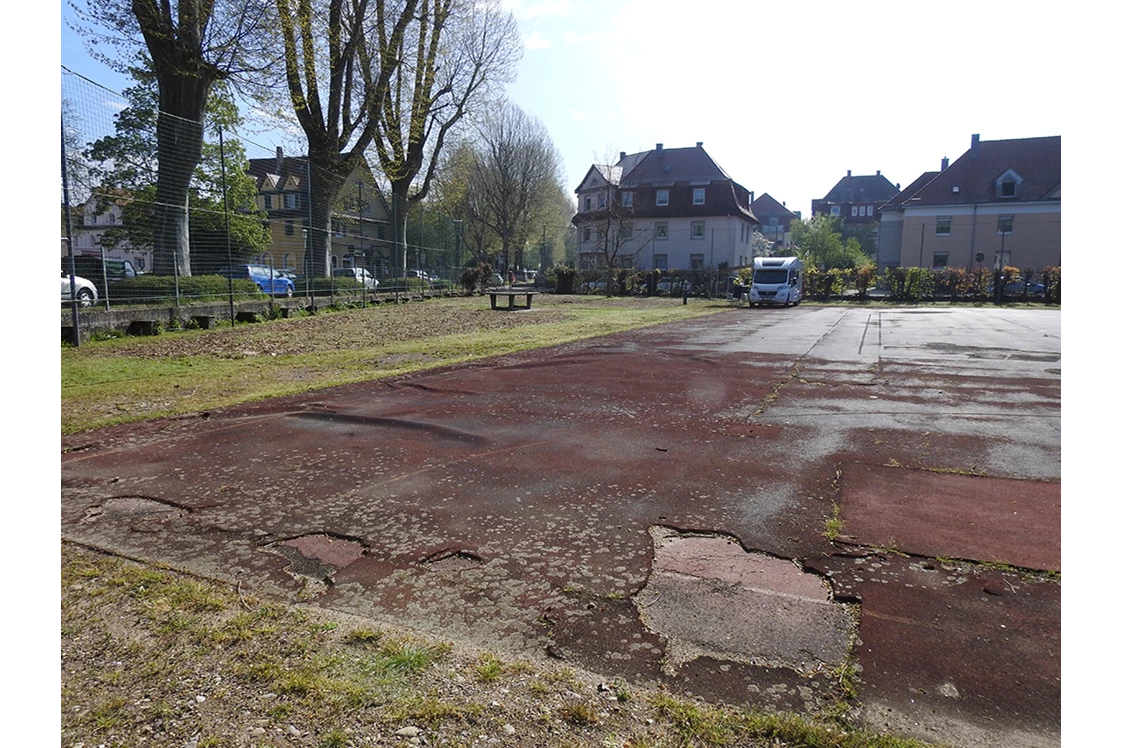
left=473, top=654, right=504, bottom=682
left=559, top=698, right=599, bottom=725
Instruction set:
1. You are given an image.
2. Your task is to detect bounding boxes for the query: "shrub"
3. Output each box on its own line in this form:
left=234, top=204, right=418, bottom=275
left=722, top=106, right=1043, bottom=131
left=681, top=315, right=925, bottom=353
left=854, top=264, right=878, bottom=298
left=549, top=266, right=577, bottom=294
left=1041, top=266, right=1061, bottom=304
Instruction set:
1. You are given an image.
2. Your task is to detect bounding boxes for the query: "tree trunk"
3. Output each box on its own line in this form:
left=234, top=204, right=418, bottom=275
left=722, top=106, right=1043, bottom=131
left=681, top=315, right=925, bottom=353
left=389, top=179, right=411, bottom=278
left=152, top=74, right=210, bottom=276
left=302, top=142, right=352, bottom=278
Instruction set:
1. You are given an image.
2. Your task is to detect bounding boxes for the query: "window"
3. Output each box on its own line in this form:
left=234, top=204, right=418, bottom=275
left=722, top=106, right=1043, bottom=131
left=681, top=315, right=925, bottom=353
left=655, top=222, right=668, bottom=239
left=582, top=227, right=591, bottom=242
left=598, top=193, right=606, bottom=208
left=935, top=216, right=951, bottom=236
left=653, top=254, right=668, bottom=270
left=997, top=215, right=1014, bottom=235
left=851, top=206, right=859, bottom=217
left=693, top=188, right=705, bottom=205
left=933, top=252, right=949, bottom=269
left=284, top=193, right=300, bottom=209
left=994, top=169, right=1023, bottom=199
left=656, top=189, right=669, bottom=206
left=621, top=191, right=633, bottom=208
left=690, top=253, right=704, bottom=270
left=584, top=196, right=592, bottom=211
left=285, top=220, right=294, bottom=236
left=264, top=194, right=273, bottom=210
left=831, top=206, right=841, bottom=217
left=691, top=221, right=705, bottom=239
left=620, top=223, right=633, bottom=239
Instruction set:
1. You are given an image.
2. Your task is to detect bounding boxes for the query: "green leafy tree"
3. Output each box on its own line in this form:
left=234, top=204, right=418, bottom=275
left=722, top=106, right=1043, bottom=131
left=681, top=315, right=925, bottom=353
left=72, top=0, right=274, bottom=275
left=85, top=71, right=268, bottom=272
left=791, top=215, right=874, bottom=270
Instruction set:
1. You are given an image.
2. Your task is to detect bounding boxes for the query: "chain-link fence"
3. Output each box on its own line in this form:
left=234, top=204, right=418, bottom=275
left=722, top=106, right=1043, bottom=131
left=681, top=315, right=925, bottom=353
left=62, top=67, right=468, bottom=341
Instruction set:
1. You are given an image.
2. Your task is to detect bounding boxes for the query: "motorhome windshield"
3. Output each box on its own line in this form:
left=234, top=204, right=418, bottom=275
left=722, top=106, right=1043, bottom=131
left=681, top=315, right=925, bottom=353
left=753, top=269, right=790, bottom=284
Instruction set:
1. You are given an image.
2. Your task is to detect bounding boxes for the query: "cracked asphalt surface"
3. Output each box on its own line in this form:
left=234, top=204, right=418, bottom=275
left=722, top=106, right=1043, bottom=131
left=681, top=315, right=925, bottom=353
left=61, top=305, right=1061, bottom=747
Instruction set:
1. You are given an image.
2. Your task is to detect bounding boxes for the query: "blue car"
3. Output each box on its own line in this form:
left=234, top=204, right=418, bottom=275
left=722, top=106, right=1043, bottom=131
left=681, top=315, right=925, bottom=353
left=217, top=264, right=295, bottom=297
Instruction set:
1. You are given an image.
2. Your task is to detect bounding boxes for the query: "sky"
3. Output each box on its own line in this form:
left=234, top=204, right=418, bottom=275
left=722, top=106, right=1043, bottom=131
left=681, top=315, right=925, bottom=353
left=59, top=0, right=1069, bottom=217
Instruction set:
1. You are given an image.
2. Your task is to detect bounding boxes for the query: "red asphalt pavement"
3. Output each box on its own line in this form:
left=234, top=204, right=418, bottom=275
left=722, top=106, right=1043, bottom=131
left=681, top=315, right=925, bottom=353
left=62, top=306, right=1061, bottom=748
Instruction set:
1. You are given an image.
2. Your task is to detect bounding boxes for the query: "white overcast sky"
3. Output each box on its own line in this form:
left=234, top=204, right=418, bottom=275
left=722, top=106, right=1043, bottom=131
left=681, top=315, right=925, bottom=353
left=58, top=0, right=1077, bottom=216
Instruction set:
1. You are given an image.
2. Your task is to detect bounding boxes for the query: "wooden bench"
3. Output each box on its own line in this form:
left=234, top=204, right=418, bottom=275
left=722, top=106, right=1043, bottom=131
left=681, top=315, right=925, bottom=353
left=489, top=290, right=537, bottom=310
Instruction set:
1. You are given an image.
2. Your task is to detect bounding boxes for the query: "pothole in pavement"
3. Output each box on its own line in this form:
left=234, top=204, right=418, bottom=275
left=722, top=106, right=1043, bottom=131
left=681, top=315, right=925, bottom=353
left=263, top=533, right=365, bottom=586
left=81, top=494, right=187, bottom=523
left=636, top=526, right=857, bottom=676
left=420, top=548, right=485, bottom=572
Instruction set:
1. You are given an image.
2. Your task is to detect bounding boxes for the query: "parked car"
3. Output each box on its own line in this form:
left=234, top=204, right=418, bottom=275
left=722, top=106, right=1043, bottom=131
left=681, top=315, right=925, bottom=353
left=332, top=266, right=379, bottom=290
left=216, top=264, right=295, bottom=296
left=407, top=269, right=433, bottom=283
left=1004, top=279, right=1046, bottom=296
left=61, top=271, right=98, bottom=307
left=274, top=268, right=299, bottom=283
left=988, top=278, right=1046, bottom=297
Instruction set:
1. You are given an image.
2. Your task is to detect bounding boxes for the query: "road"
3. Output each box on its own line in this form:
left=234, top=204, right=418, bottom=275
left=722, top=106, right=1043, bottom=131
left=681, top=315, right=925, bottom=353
left=62, top=305, right=1061, bottom=747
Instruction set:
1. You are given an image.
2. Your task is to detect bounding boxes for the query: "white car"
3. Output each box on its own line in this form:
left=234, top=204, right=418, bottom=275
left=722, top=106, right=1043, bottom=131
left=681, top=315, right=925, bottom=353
left=61, top=271, right=98, bottom=307
left=333, top=267, right=379, bottom=290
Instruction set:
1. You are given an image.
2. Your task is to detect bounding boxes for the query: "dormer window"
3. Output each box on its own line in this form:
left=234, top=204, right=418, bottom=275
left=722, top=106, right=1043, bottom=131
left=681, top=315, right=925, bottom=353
left=584, top=196, right=592, bottom=211
left=621, top=191, right=633, bottom=208
left=598, top=193, right=606, bottom=208
left=994, top=169, right=1024, bottom=199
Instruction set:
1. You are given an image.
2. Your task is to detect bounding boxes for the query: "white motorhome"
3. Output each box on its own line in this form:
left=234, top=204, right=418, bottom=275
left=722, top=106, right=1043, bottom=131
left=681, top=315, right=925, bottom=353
left=748, top=256, right=803, bottom=307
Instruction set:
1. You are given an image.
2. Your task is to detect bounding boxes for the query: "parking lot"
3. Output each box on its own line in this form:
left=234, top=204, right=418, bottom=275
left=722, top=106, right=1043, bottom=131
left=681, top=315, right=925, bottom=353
left=62, top=305, right=1060, bottom=747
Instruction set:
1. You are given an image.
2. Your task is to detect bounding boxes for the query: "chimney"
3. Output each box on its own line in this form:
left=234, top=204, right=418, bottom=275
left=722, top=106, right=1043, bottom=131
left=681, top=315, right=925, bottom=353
left=876, top=170, right=881, bottom=176
left=619, top=151, right=626, bottom=162
left=748, top=191, right=754, bottom=203
left=275, top=146, right=284, bottom=173
left=846, top=169, right=852, bottom=177
left=941, top=157, right=949, bottom=171
left=655, top=143, right=663, bottom=156
left=970, top=133, right=980, bottom=159
left=696, top=141, right=703, bottom=148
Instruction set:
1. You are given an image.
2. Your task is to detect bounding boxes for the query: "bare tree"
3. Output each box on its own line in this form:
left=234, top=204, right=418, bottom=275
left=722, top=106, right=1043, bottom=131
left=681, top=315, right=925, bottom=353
left=272, top=0, right=417, bottom=277
left=71, top=0, right=274, bottom=275
left=472, top=102, right=561, bottom=277
left=369, top=0, right=520, bottom=276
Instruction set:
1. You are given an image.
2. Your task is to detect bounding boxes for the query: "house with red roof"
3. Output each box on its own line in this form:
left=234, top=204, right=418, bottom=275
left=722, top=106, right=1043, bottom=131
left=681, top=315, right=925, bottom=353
left=811, top=170, right=900, bottom=253
left=749, top=192, right=800, bottom=249
left=572, top=143, right=760, bottom=272
left=877, top=134, right=1061, bottom=272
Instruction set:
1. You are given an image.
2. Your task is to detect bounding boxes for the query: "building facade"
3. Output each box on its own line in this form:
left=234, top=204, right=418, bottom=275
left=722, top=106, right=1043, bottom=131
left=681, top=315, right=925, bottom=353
left=571, top=143, right=760, bottom=272
left=64, top=191, right=154, bottom=272
left=811, top=171, right=900, bottom=253
left=877, top=135, right=1061, bottom=272
left=246, top=148, right=393, bottom=277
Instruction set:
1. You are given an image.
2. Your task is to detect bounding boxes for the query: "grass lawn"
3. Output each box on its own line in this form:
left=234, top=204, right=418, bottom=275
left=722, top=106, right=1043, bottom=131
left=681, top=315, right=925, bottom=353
left=62, top=294, right=726, bottom=434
